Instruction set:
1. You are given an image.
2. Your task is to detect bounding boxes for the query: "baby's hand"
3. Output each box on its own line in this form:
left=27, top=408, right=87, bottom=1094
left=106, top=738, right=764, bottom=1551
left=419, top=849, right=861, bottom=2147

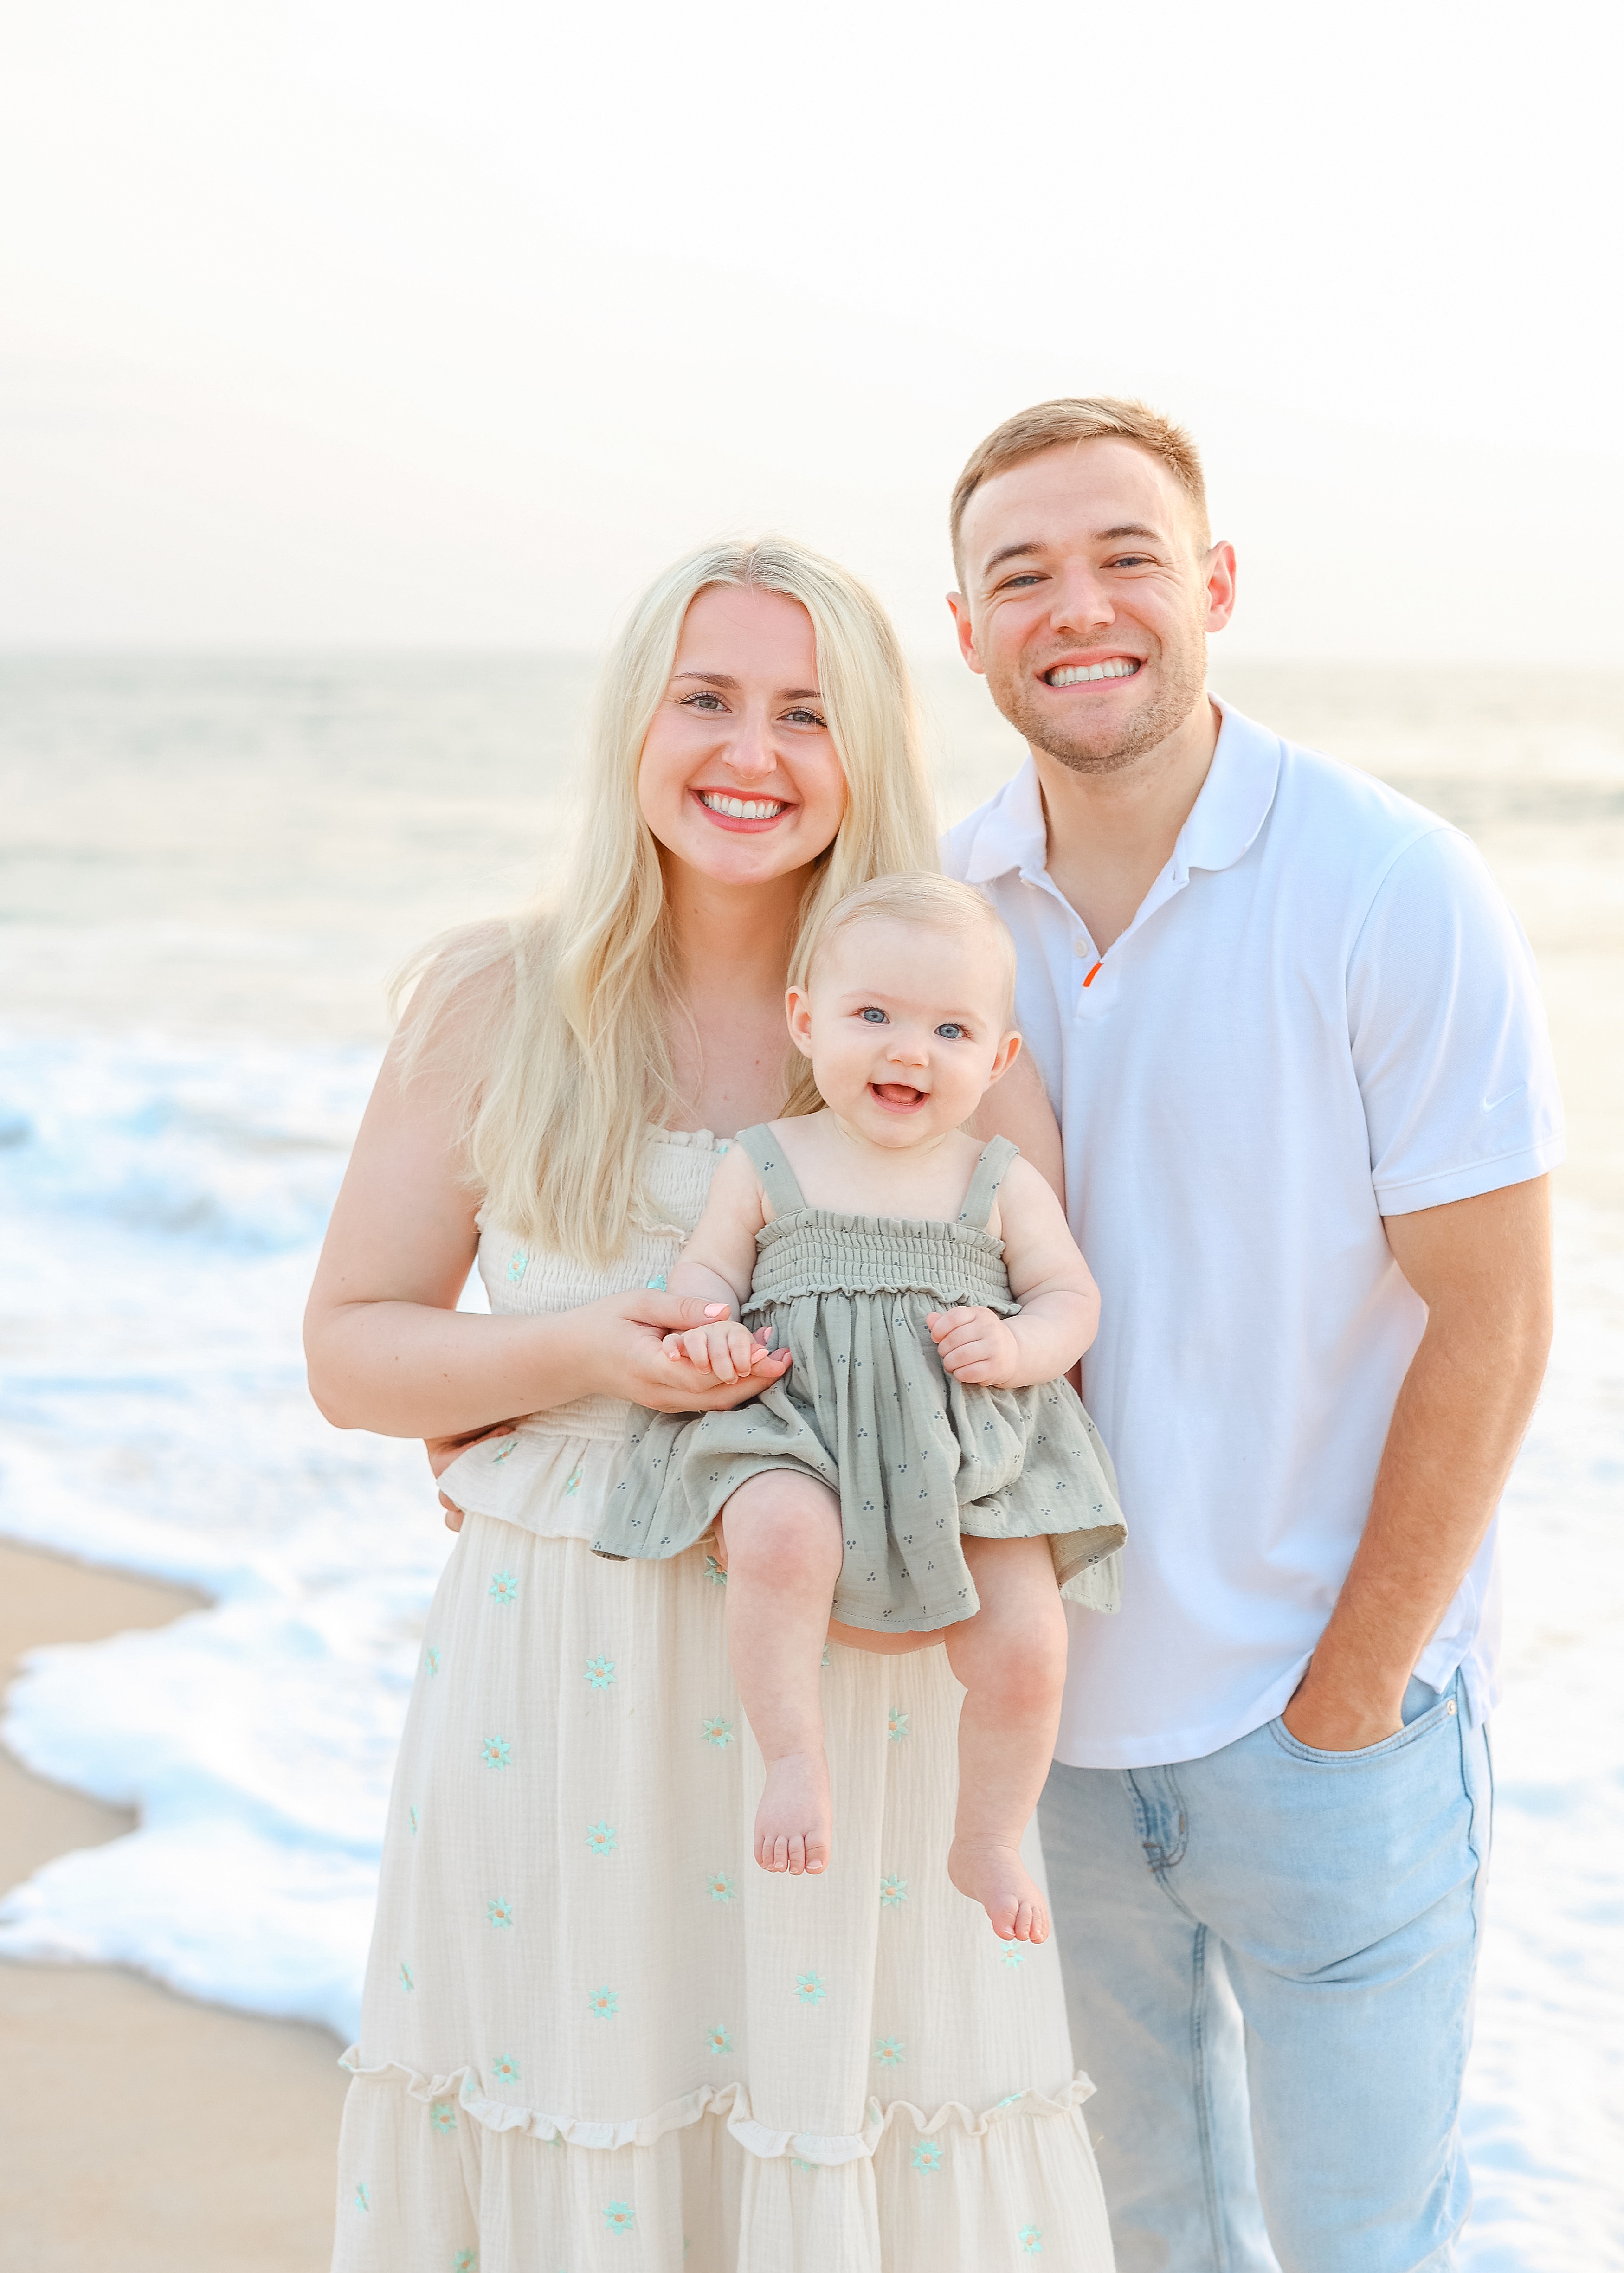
left=927, top=1305, right=1018, bottom=1387
left=662, top=1307, right=778, bottom=1386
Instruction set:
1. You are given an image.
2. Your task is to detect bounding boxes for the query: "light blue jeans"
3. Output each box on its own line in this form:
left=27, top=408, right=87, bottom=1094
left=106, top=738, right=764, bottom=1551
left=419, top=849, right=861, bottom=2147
left=1038, top=1675, right=1492, bottom=2273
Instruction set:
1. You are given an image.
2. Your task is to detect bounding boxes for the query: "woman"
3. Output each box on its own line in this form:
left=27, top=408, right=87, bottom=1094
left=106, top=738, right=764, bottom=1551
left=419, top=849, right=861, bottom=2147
left=305, top=539, right=1113, bottom=2270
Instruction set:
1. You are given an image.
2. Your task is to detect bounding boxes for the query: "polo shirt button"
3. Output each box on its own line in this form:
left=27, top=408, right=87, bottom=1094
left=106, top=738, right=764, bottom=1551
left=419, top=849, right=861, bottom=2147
left=1073, top=940, right=1088, bottom=956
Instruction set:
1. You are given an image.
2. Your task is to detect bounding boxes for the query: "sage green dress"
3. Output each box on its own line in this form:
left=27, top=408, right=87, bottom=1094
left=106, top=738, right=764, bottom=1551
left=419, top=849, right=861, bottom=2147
left=595, top=1129, right=1125, bottom=1634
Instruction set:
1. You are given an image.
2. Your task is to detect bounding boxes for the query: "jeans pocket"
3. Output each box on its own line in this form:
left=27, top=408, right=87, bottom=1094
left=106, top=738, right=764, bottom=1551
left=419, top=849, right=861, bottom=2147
left=1267, top=1693, right=1457, bottom=1767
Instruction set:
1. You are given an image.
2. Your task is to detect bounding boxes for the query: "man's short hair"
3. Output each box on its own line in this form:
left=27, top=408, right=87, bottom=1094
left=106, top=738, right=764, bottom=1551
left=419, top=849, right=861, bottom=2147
left=951, top=396, right=1209, bottom=584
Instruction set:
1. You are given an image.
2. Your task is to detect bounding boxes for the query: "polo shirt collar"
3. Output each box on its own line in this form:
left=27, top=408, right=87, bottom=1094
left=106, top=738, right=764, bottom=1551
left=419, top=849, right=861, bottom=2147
left=957, top=697, right=1281, bottom=888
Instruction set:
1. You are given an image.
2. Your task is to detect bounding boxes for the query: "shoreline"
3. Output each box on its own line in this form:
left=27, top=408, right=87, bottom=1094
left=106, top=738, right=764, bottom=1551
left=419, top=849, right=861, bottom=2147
left=0, top=1539, right=347, bottom=2269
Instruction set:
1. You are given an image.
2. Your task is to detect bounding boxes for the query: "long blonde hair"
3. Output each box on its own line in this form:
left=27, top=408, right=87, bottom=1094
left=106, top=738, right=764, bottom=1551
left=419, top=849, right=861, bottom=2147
left=397, top=538, right=937, bottom=1266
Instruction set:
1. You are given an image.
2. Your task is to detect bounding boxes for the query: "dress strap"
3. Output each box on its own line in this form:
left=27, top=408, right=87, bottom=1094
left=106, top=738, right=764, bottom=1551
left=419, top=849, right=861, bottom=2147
left=956, top=1136, right=1019, bottom=1230
left=735, top=1124, right=811, bottom=1218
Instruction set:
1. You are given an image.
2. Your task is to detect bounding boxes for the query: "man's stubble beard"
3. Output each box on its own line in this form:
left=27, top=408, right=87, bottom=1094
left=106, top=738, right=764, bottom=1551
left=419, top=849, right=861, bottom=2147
left=987, top=630, right=1209, bottom=777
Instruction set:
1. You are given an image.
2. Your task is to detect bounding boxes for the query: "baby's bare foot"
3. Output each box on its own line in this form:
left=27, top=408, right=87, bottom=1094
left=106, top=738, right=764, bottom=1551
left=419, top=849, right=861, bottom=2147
left=755, top=1750, right=831, bottom=1876
left=948, top=1836, right=1050, bottom=1941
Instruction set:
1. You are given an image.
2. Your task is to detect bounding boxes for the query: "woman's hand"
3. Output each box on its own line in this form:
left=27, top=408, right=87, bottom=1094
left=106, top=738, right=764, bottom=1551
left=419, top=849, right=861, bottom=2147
left=585, top=1288, right=790, bottom=1412
left=427, top=1422, right=517, bottom=1533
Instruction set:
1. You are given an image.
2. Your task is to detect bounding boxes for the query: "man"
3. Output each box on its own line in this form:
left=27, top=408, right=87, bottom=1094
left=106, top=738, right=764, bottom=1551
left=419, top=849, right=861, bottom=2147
left=942, top=398, right=1561, bottom=2272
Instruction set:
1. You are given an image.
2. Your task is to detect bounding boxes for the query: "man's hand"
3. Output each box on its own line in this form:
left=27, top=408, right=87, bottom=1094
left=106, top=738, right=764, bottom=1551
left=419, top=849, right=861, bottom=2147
left=927, top=1305, right=1019, bottom=1386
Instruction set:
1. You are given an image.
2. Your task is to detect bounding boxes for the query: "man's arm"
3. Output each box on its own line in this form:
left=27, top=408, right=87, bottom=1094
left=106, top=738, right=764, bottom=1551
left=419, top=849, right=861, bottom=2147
left=1283, top=1175, right=1553, bottom=1751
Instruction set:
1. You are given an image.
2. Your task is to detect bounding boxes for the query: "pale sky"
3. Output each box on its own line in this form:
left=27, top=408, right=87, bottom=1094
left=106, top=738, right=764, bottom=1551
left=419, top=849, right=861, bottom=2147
left=2, top=0, right=1619, bottom=662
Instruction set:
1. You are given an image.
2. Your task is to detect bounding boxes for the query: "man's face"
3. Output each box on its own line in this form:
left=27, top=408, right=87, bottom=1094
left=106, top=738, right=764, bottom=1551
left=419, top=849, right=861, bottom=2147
left=949, top=438, right=1235, bottom=774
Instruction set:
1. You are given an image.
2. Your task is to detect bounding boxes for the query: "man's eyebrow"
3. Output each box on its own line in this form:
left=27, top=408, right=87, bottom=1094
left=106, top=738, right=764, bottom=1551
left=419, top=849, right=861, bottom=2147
left=981, top=523, right=1167, bottom=579
left=670, top=671, right=822, bottom=701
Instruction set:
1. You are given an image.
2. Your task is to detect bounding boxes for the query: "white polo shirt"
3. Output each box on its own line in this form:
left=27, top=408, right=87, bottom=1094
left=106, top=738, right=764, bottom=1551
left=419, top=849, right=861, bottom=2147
left=943, top=701, right=1564, bottom=1769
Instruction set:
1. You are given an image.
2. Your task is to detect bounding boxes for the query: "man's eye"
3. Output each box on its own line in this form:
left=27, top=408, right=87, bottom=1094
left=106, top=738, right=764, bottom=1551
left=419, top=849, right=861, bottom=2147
left=859, top=1007, right=888, bottom=1024
left=934, top=1022, right=967, bottom=1041
left=1001, top=574, right=1043, bottom=591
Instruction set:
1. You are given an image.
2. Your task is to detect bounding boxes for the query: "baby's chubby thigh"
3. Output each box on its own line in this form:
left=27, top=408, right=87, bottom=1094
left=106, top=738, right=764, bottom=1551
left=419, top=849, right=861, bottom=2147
left=944, top=1535, right=1069, bottom=1711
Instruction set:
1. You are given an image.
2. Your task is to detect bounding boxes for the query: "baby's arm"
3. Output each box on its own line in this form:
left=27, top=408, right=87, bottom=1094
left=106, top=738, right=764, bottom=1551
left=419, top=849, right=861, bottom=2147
left=928, top=1157, right=1099, bottom=1389
left=661, top=1146, right=784, bottom=1388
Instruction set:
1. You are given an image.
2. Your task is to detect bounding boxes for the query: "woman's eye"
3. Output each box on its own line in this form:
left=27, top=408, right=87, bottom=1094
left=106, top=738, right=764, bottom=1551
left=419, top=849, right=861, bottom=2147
left=934, top=1022, right=967, bottom=1041
left=859, top=1007, right=888, bottom=1024
left=683, top=691, right=726, bottom=713
left=783, top=706, right=825, bottom=728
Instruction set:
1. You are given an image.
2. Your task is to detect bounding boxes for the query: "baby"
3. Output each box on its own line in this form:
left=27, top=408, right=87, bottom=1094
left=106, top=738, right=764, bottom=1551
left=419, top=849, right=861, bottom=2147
left=595, top=874, right=1124, bottom=1941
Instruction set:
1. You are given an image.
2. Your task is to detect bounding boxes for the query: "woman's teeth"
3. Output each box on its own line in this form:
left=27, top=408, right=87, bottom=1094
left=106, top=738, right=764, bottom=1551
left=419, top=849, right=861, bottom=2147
left=1046, top=659, right=1141, bottom=685
left=699, top=792, right=786, bottom=819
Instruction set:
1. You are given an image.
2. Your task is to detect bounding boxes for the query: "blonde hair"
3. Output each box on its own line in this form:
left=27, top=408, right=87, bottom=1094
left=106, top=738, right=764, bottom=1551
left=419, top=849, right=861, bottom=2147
left=801, top=872, right=1017, bottom=1026
left=951, top=395, right=1209, bottom=582
left=396, top=538, right=937, bottom=1266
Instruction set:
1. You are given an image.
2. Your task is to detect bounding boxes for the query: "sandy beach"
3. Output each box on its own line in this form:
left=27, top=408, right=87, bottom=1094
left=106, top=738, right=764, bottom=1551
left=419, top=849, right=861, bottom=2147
left=0, top=1541, right=348, bottom=2269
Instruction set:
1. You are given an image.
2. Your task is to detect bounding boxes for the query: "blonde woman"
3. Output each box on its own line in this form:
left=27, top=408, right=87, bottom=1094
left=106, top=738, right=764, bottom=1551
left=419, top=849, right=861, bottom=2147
left=306, top=541, right=1113, bottom=2271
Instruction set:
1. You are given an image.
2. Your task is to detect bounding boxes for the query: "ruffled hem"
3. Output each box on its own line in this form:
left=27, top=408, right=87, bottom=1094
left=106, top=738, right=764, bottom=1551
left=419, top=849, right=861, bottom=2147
left=337, top=2051, right=1096, bottom=2167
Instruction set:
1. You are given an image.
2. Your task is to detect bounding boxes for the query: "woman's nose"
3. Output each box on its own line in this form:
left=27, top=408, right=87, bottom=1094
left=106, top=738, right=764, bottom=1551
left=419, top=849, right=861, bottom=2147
left=721, top=712, right=779, bottom=779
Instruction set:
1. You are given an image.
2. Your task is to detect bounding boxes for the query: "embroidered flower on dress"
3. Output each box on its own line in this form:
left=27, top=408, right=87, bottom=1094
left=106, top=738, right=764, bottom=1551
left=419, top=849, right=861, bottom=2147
left=995, top=2091, right=1026, bottom=2112
left=586, top=1820, right=619, bottom=1857
left=454, top=2249, right=480, bottom=2272
left=706, top=1870, right=737, bottom=1902
left=887, top=1708, right=909, bottom=1743
left=602, top=2201, right=637, bottom=2237
left=487, top=1898, right=514, bottom=1928
left=1000, top=1942, right=1029, bottom=1969
left=490, top=2055, right=520, bottom=2084
left=701, top=1715, right=735, bottom=1748
left=587, top=1984, right=620, bottom=2020
left=794, top=1971, right=826, bottom=2006
left=488, top=1570, right=519, bottom=1606
left=430, top=2100, right=457, bottom=2132
left=481, top=1737, right=512, bottom=1770
left=644, top=1272, right=668, bottom=1290
left=879, top=1874, right=908, bottom=1908
left=564, top=1464, right=583, bottom=1496
left=704, top=2024, right=732, bottom=2054
left=354, top=2183, right=370, bottom=2212
left=399, top=1962, right=414, bottom=1993
left=508, top=1249, right=528, bottom=1283
left=911, top=2139, right=943, bottom=2173
left=408, top=1806, right=419, bottom=1835
left=423, top=1645, right=441, bottom=1678
left=584, top=1655, right=617, bottom=1687
left=871, top=2035, right=905, bottom=2067
left=703, top=1553, right=728, bottom=1587
left=1019, top=2224, right=1044, bottom=2254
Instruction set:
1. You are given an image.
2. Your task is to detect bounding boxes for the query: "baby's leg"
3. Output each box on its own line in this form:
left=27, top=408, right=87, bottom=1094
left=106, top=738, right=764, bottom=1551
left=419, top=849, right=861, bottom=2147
left=716, top=1470, right=843, bottom=1876
left=942, top=1535, right=1068, bottom=1941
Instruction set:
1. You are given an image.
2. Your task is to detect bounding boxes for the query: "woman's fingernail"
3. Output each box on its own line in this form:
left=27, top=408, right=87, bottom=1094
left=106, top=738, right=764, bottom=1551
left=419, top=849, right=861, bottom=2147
left=704, top=1304, right=728, bottom=1317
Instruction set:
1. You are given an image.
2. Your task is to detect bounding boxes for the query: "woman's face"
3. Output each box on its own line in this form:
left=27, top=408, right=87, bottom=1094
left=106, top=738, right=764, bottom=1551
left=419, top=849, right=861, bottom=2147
left=638, top=585, right=847, bottom=887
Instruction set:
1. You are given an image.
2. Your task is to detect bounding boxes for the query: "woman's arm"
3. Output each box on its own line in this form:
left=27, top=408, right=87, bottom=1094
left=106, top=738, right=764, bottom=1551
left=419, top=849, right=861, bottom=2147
left=304, top=993, right=786, bottom=1439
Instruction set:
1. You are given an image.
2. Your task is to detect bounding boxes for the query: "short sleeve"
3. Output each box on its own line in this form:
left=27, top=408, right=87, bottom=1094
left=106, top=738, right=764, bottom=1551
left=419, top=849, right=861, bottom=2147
left=1348, top=825, right=1565, bottom=1215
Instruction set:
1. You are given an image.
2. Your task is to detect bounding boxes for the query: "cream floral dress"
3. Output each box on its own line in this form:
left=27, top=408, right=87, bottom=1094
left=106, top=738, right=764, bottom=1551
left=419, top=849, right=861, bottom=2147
left=332, top=1129, right=1114, bottom=2273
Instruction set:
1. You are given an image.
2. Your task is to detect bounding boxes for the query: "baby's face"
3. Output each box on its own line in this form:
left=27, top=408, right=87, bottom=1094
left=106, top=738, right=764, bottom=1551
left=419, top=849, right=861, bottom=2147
left=788, top=916, right=1018, bottom=1148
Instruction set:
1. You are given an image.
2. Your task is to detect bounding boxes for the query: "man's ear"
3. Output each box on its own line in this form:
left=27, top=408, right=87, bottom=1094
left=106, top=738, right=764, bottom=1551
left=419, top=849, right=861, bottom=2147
left=986, top=1030, right=1022, bottom=1084
left=785, top=986, right=816, bottom=1060
left=946, top=589, right=984, bottom=676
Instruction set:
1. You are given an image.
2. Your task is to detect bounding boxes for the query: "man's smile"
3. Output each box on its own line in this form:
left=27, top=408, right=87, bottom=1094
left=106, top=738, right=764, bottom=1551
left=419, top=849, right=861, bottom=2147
left=1044, top=659, right=1142, bottom=687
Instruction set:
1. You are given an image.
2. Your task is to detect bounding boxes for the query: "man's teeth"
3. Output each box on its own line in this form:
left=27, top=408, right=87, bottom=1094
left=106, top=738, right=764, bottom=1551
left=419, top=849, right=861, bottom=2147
left=700, top=792, right=786, bottom=819
left=1047, top=660, right=1140, bottom=685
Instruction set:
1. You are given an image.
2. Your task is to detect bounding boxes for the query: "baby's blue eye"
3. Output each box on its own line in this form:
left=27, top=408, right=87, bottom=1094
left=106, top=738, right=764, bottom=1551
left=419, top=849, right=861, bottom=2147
left=935, top=1022, right=967, bottom=1041
left=859, top=1006, right=887, bottom=1024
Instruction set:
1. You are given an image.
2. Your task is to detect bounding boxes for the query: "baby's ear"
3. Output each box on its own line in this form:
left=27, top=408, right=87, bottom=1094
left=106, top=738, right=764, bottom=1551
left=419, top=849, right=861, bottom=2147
left=986, top=1029, right=1023, bottom=1083
left=785, top=986, right=815, bottom=1059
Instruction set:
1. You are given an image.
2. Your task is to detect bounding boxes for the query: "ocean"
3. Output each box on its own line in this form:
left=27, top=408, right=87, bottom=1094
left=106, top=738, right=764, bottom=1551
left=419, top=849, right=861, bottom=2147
left=1, top=655, right=1620, bottom=2266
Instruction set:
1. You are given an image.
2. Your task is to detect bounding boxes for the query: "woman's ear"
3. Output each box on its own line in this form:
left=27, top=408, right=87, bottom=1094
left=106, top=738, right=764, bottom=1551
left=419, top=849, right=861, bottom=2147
left=785, top=987, right=816, bottom=1060
left=986, top=1030, right=1023, bottom=1084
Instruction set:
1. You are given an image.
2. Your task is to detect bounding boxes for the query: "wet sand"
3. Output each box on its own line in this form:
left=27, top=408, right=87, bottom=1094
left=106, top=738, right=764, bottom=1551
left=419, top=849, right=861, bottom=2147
left=0, top=1541, right=348, bottom=2269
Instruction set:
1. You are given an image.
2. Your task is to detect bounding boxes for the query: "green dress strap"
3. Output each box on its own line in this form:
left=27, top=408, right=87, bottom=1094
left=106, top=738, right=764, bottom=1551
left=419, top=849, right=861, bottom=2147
left=956, top=1135, right=1019, bottom=1230
left=735, top=1123, right=810, bottom=1218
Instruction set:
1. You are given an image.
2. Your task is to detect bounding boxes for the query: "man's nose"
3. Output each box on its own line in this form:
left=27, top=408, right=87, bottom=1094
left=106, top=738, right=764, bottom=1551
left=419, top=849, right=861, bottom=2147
left=1048, top=561, right=1115, bottom=636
